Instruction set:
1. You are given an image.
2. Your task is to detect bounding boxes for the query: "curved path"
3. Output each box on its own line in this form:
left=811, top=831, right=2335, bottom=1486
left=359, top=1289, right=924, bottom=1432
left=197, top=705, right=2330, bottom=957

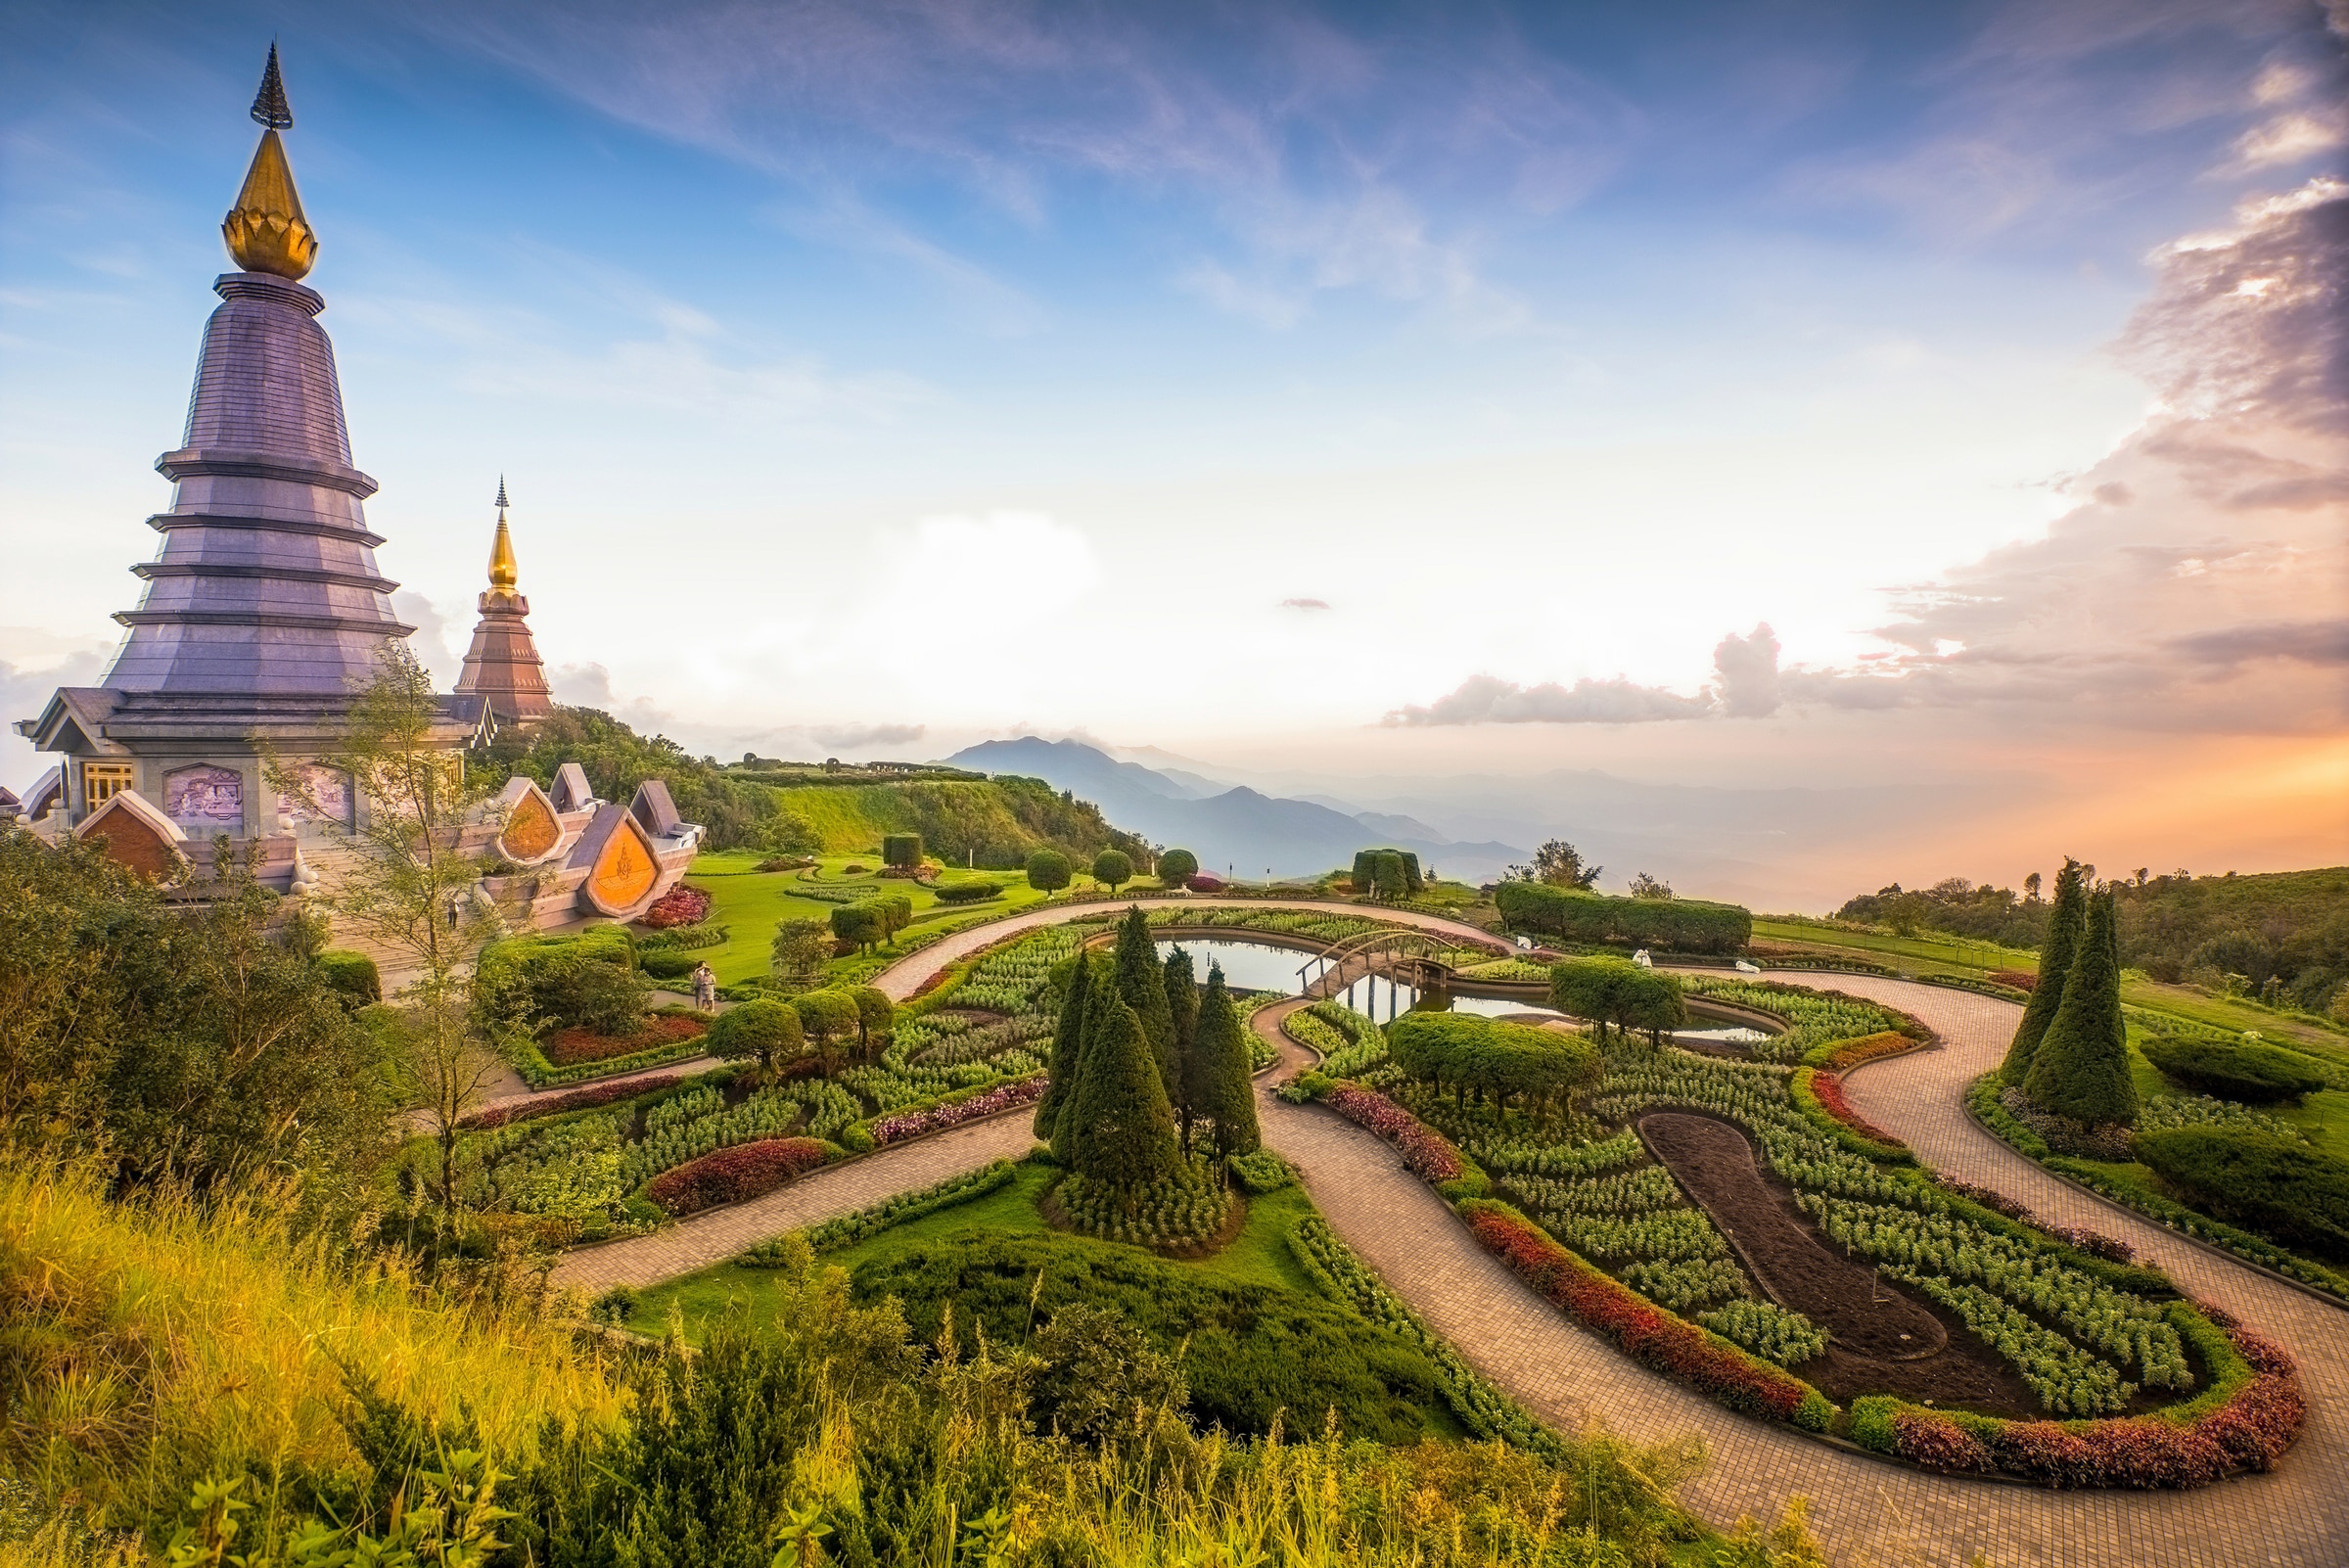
left=547, top=903, right=2348, bottom=1566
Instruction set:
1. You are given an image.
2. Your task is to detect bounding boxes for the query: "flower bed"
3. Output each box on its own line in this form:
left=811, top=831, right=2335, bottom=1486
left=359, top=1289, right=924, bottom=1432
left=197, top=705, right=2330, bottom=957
left=545, top=1012, right=707, bottom=1067
left=646, top=1136, right=833, bottom=1216
left=868, top=1074, right=1046, bottom=1145
left=1849, top=1308, right=2304, bottom=1487
left=459, top=1071, right=690, bottom=1130
left=639, top=885, right=714, bottom=928
left=1813, top=1030, right=1916, bottom=1072
left=1807, top=1070, right=1903, bottom=1146
left=1323, top=1084, right=1466, bottom=1182
left=1460, top=1199, right=1832, bottom=1430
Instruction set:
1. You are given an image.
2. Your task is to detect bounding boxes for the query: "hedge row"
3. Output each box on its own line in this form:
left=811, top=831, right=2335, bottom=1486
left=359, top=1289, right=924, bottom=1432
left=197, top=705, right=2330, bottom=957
left=2141, top=1035, right=2330, bottom=1103
left=1496, top=883, right=1751, bottom=954
left=2133, top=1127, right=2349, bottom=1262
left=1460, top=1200, right=1832, bottom=1431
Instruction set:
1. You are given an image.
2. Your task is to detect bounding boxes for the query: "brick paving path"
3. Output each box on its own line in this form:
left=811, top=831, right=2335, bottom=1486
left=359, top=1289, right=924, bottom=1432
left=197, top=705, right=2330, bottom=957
left=533, top=905, right=2348, bottom=1565
left=548, top=1114, right=1036, bottom=1293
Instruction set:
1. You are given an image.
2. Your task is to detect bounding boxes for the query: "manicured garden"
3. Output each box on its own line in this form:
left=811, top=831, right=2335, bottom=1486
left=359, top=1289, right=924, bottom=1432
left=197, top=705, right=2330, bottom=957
left=1280, top=962, right=2307, bottom=1487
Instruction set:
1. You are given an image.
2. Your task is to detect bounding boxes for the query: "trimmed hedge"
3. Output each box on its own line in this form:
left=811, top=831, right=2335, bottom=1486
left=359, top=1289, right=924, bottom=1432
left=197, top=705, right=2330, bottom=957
left=932, top=881, right=1002, bottom=905
left=882, top=833, right=923, bottom=868
left=1496, top=883, right=1751, bottom=954
left=2141, top=1035, right=2328, bottom=1103
left=646, top=1135, right=835, bottom=1215
left=1460, top=1199, right=1831, bottom=1431
left=639, top=949, right=699, bottom=981
left=2134, top=1127, right=2349, bottom=1261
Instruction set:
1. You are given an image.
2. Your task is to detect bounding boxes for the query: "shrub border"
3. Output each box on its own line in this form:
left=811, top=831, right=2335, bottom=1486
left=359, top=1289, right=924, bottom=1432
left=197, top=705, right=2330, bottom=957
left=1965, top=1071, right=2349, bottom=1310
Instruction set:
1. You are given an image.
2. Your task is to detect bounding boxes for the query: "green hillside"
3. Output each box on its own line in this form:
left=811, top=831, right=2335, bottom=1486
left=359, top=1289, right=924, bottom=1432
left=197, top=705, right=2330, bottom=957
left=482, top=707, right=1148, bottom=866
left=1833, top=866, right=2349, bottom=1012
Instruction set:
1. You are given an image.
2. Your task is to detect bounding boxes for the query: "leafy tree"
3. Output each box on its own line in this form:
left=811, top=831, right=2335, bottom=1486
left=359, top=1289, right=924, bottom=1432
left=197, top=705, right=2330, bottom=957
left=1627, top=872, right=1674, bottom=900
left=2002, top=858, right=2085, bottom=1084
left=706, top=997, right=803, bottom=1074
left=794, top=989, right=862, bottom=1073
left=1547, top=956, right=1684, bottom=1040
left=1163, top=946, right=1201, bottom=1148
left=830, top=902, right=883, bottom=952
left=881, top=833, right=923, bottom=868
left=0, top=832, right=396, bottom=1202
left=2023, top=887, right=2138, bottom=1127
left=2023, top=871, right=2043, bottom=902
left=1157, top=848, right=1199, bottom=889
left=872, top=893, right=913, bottom=945
left=851, top=986, right=895, bottom=1057
left=1192, top=964, right=1261, bottom=1157
left=1113, top=905, right=1178, bottom=1097
left=1027, top=849, right=1073, bottom=895
left=1092, top=850, right=1134, bottom=894
left=277, top=645, right=505, bottom=1216
left=1510, top=839, right=1602, bottom=890
left=770, top=917, right=833, bottom=992
left=1067, top=992, right=1179, bottom=1185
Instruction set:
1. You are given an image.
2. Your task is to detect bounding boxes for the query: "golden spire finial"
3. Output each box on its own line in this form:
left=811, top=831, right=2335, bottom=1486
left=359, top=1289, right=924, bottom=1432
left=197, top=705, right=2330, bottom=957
left=488, top=479, right=519, bottom=592
left=222, top=44, right=317, bottom=279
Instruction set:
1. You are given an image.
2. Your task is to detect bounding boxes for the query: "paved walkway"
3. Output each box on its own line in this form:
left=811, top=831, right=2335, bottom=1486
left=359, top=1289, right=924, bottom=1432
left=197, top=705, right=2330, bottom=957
left=549, top=1115, right=1036, bottom=1293
left=532, top=904, right=2348, bottom=1565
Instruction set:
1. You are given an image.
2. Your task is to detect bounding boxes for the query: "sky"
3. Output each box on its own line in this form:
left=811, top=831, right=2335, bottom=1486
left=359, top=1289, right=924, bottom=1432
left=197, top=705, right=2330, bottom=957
left=2, top=0, right=2344, bottom=907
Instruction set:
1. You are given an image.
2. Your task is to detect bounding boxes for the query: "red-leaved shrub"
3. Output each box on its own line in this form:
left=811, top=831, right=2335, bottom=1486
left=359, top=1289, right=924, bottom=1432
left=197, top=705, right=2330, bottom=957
left=1988, top=969, right=2037, bottom=992
left=640, top=885, right=714, bottom=929
left=1323, top=1085, right=1465, bottom=1181
left=1461, top=1201, right=1829, bottom=1429
left=459, top=1072, right=686, bottom=1130
left=648, top=1137, right=832, bottom=1216
left=545, top=1012, right=707, bottom=1067
left=1881, top=1311, right=2304, bottom=1487
left=1810, top=1072, right=1905, bottom=1146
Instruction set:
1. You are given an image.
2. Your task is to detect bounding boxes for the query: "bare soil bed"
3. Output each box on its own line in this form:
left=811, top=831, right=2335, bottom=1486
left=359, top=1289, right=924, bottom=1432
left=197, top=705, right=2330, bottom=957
left=1637, top=1111, right=2036, bottom=1415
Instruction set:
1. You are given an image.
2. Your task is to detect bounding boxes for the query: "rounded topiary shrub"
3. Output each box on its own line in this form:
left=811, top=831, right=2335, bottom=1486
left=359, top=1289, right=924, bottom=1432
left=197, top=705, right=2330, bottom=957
left=2142, top=1035, right=2328, bottom=1103
left=316, top=949, right=381, bottom=1006
left=639, top=949, right=699, bottom=981
left=706, top=997, right=803, bottom=1067
left=933, top=881, right=1000, bottom=904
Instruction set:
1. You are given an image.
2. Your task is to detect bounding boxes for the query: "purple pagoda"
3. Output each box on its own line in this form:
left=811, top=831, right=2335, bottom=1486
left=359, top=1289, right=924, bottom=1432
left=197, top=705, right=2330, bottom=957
left=14, top=47, right=487, bottom=883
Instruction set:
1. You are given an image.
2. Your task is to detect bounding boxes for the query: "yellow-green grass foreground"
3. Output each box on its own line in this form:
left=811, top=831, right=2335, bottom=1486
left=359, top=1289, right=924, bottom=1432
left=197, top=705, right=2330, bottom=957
left=0, top=1157, right=624, bottom=1527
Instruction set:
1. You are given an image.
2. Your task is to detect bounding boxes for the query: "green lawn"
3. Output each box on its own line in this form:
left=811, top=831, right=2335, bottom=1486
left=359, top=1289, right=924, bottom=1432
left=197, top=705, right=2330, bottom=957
left=1751, top=917, right=2038, bottom=975
left=626, top=1162, right=1317, bottom=1334
left=680, top=853, right=1174, bottom=986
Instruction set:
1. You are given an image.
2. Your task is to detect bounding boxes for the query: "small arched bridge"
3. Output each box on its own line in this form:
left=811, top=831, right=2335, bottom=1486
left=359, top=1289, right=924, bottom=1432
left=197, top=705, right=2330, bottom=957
left=1298, top=928, right=1462, bottom=1009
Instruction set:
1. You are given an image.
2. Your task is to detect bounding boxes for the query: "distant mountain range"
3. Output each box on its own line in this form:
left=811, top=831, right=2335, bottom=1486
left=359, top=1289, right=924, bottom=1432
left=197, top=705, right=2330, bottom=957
left=944, top=737, right=1526, bottom=883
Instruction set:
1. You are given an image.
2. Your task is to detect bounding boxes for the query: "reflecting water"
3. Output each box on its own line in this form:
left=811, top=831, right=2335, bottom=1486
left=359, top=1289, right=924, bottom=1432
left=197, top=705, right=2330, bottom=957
left=1155, top=938, right=1773, bottom=1047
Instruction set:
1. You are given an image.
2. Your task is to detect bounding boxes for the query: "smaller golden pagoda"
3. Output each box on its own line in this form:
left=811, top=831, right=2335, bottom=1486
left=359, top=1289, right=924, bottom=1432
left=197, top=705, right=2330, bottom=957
left=453, top=480, right=554, bottom=723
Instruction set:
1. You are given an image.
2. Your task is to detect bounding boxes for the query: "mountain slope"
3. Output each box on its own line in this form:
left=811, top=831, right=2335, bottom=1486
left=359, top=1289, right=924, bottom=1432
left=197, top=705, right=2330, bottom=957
left=944, top=738, right=1523, bottom=882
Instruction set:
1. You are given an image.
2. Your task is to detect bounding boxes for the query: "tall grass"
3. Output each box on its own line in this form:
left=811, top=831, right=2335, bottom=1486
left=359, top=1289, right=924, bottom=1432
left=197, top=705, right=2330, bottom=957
left=0, top=1157, right=622, bottom=1530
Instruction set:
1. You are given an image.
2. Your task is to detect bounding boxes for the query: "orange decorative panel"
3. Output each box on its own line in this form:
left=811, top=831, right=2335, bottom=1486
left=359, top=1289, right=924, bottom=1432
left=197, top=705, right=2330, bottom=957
left=590, top=822, right=658, bottom=910
left=501, top=791, right=560, bottom=860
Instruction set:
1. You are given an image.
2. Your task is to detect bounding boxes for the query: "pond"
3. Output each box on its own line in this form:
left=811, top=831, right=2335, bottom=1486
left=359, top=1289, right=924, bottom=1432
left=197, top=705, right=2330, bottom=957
left=1155, top=938, right=1774, bottom=1048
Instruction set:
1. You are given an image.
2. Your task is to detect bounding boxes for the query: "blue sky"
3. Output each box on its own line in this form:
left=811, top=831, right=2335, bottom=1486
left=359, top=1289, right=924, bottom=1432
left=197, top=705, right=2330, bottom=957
left=4, top=1, right=2343, bottom=899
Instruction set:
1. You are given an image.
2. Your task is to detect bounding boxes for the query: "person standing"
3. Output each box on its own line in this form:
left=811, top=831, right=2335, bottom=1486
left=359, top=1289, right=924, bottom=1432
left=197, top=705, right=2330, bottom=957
left=691, top=961, right=716, bottom=1013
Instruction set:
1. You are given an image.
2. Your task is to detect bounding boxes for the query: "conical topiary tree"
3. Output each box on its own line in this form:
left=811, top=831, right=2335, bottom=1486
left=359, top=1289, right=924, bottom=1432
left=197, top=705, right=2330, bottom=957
left=1164, top=945, right=1201, bottom=1149
left=1050, top=952, right=1115, bottom=1165
left=1035, top=945, right=1094, bottom=1138
left=1194, top=963, right=1261, bottom=1158
left=2003, top=857, right=2085, bottom=1084
left=1113, top=905, right=1177, bottom=1097
left=2023, top=886, right=2137, bottom=1127
left=1069, top=991, right=1180, bottom=1185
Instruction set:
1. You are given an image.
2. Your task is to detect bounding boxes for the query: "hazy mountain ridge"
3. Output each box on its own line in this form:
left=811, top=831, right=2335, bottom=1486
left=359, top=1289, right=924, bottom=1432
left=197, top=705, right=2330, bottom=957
left=944, top=738, right=1525, bottom=882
